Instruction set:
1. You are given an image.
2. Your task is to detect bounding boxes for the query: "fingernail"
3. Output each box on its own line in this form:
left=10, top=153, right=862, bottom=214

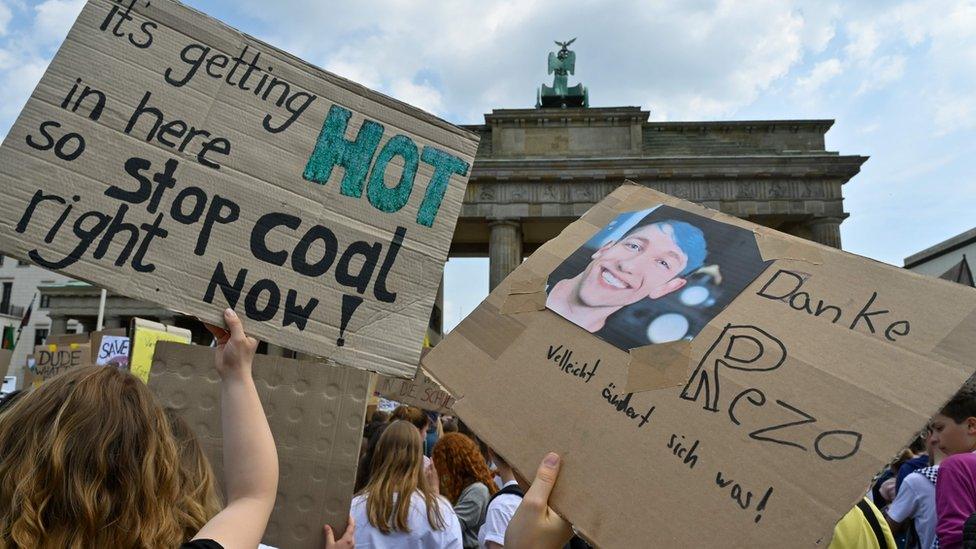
left=543, top=452, right=560, bottom=467
left=224, top=308, right=233, bottom=316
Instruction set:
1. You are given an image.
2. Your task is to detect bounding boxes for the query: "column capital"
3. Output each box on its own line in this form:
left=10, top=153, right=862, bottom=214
left=487, top=217, right=521, bottom=228
left=806, top=215, right=845, bottom=249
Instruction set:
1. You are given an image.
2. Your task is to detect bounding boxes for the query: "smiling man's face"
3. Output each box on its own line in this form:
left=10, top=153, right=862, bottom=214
left=576, top=223, right=689, bottom=308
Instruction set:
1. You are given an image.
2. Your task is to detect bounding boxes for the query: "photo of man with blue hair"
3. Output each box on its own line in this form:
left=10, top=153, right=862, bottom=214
left=547, top=217, right=708, bottom=334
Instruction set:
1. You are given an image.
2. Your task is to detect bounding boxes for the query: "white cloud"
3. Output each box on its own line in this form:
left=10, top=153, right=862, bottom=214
left=32, top=0, right=84, bottom=46
left=230, top=0, right=830, bottom=121
left=0, top=1, right=12, bottom=36
left=793, top=57, right=842, bottom=97
left=856, top=54, right=906, bottom=95
left=0, top=58, right=45, bottom=119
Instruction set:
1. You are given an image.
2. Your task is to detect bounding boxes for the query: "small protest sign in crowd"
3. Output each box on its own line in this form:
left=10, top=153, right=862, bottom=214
left=0, top=2, right=975, bottom=549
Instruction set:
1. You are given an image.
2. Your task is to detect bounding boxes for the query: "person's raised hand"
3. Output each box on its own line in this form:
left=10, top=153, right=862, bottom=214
left=204, top=308, right=258, bottom=381
left=504, top=452, right=574, bottom=549
left=323, top=517, right=354, bottom=549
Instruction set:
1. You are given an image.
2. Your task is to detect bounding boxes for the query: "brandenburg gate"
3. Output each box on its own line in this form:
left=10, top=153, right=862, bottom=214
left=38, top=40, right=867, bottom=350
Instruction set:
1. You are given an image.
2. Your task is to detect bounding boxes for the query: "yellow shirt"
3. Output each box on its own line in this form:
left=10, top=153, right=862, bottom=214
left=829, top=498, right=896, bottom=549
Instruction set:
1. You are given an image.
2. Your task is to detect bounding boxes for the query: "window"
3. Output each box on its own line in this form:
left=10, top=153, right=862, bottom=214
left=34, top=328, right=49, bottom=347
left=0, top=282, right=11, bottom=315
left=39, top=294, right=51, bottom=309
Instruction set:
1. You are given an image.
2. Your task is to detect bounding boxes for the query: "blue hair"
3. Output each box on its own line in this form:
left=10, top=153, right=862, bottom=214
left=665, top=221, right=708, bottom=276
left=623, top=219, right=707, bottom=276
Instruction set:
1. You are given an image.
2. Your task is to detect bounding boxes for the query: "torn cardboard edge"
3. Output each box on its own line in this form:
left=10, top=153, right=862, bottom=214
left=755, top=228, right=824, bottom=264
left=625, top=340, right=694, bottom=393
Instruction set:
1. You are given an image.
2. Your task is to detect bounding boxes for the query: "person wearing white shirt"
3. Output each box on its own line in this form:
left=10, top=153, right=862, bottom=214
left=884, top=428, right=943, bottom=549
left=352, top=420, right=463, bottom=549
left=479, top=451, right=523, bottom=549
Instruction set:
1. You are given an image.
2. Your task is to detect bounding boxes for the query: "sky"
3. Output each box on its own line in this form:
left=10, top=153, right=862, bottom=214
left=0, top=0, right=973, bottom=331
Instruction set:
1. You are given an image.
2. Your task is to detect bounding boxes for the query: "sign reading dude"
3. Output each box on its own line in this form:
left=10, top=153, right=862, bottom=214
left=0, top=0, right=478, bottom=377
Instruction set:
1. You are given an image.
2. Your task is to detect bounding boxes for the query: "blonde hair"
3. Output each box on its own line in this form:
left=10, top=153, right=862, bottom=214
left=166, top=408, right=222, bottom=532
left=359, top=420, right=445, bottom=534
left=0, top=366, right=208, bottom=548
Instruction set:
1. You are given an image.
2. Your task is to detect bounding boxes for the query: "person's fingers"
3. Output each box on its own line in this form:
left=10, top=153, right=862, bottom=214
left=343, top=516, right=355, bottom=540
left=223, top=308, right=246, bottom=340
left=523, top=452, right=561, bottom=510
left=323, top=524, right=335, bottom=545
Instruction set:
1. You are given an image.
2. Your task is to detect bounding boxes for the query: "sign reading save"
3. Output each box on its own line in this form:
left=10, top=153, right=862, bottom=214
left=0, top=0, right=478, bottom=377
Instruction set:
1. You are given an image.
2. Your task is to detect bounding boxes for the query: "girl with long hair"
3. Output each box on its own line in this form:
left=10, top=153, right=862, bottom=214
left=432, top=432, right=499, bottom=548
left=352, top=420, right=462, bottom=548
left=0, top=308, right=352, bottom=548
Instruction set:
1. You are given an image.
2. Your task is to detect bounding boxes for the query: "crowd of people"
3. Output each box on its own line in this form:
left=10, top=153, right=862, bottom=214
left=830, top=389, right=976, bottom=549
left=1, top=307, right=976, bottom=548
left=0, top=309, right=574, bottom=548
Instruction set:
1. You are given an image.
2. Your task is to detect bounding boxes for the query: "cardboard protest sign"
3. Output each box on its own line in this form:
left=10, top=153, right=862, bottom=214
left=91, top=327, right=129, bottom=367
left=375, top=368, right=455, bottom=414
left=423, top=183, right=976, bottom=548
left=130, top=317, right=190, bottom=382
left=0, top=0, right=478, bottom=378
left=0, top=349, right=12, bottom=379
left=31, top=342, right=92, bottom=381
left=149, top=342, right=370, bottom=549
left=95, top=335, right=130, bottom=367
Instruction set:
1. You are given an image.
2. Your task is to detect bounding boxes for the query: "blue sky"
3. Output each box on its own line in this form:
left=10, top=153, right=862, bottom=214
left=0, top=0, right=973, bottom=331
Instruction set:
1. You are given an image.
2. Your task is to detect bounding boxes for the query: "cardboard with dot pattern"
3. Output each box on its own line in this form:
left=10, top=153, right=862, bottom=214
left=149, top=341, right=369, bottom=548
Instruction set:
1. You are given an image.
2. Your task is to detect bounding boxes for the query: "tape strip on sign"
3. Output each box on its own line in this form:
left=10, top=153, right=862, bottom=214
left=625, top=340, right=694, bottom=393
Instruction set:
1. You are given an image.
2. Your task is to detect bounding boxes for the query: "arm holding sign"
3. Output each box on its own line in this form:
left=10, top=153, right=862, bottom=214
left=191, top=309, right=278, bottom=548
left=505, top=453, right=574, bottom=549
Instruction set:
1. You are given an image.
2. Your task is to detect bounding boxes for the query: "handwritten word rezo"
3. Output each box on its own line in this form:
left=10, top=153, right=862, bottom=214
left=679, top=324, right=862, bottom=462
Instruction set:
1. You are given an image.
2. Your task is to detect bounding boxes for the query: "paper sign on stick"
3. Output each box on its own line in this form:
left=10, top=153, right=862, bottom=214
left=423, top=183, right=976, bottom=548
left=95, top=335, right=131, bottom=367
left=91, top=327, right=128, bottom=365
left=149, top=342, right=370, bottom=549
left=0, top=0, right=478, bottom=378
left=129, top=318, right=190, bottom=382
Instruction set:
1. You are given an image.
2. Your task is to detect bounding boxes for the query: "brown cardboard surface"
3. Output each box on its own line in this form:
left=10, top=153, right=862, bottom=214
left=0, top=349, right=12, bottom=378
left=31, top=342, right=92, bottom=381
left=626, top=340, right=692, bottom=392
left=424, top=184, right=976, bottom=548
left=375, top=367, right=455, bottom=414
left=149, top=342, right=370, bottom=549
left=0, top=0, right=478, bottom=378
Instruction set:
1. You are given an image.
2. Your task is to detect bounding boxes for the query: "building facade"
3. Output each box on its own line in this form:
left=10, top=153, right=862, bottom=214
left=904, top=228, right=976, bottom=287
left=0, top=256, right=82, bottom=377
left=457, top=107, right=866, bottom=289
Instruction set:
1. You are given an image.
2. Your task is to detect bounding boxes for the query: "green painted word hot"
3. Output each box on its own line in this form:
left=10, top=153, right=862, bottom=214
left=302, top=105, right=469, bottom=227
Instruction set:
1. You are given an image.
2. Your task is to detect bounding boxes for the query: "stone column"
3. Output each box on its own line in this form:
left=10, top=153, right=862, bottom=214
left=48, top=315, right=68, bottom=335
left=488, top=219, right=522, bottom=291
left=102, top=315, right=124, bottom=329
left=807, top=217, right=844, bottom=249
